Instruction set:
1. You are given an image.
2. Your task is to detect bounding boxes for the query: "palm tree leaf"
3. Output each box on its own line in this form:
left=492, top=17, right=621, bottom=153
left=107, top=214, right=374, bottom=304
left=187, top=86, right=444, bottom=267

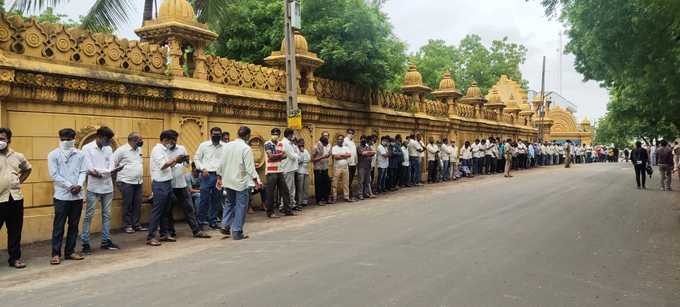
left=193, top=0, right=230, bottom=25
left=9, top=0, right=70, bottom=14
left=80, top=0, right=135, bottom=32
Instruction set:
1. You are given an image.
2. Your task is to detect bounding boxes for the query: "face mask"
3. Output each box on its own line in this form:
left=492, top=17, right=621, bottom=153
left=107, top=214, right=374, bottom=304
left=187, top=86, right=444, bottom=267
left=60, top=140, right=75, bottom=151
left=164, top=143, right=176, bottom=150
left=271, top=135, right=279, bottom=142
left=136, top=141, right=144, bottom=148
left=0, top=141, right=8, bottom=150
left=361, top=140, right=367, bottom=146
left=211, top=135, right=221, bottom=144
left=336, top=141, right=343, bottom=146
left=320, top=137, right=328, bottom=145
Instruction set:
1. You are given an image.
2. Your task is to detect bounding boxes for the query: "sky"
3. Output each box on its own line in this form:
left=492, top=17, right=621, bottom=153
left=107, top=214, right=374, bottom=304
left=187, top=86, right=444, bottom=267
left=12, top=0, right=609, bottom=121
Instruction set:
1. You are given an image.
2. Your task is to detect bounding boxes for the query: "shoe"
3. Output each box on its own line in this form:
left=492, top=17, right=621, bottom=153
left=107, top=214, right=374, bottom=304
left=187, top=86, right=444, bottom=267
left=284, top=211, right=297, bottom=216
left=292, top=206, right=303, bottom=211
left=65, top=253, right=85, bottom=261
left=316, top=202, right=326, bottom=207
left=134, top=226, right=148, bottom=232
left=9, top=260, right=26, bottom=269
left=219, top=228, right=231, bottom=236
left=357, top=197, right=364, bottom=201
left=267, top=213, right=281, bottom=218
left=344, top=198, right=355, bottom=203
left=193, top=231, right=211, bottom=238
left=232, top=231, right=249, bottom=240
left=81, top=243, right=92, bottom=255
left=101, top=241, right=120, bottom=250
left=124, top=226, right=135, bottom=234
left=50, top=256, right=61, bottom=265
left=327, top=199, right=336, bottom=204
left=209, top=224, right=219, bottom=230
left=368, top=194, right=376, bottom=199
left=146, top=239, right=161, bottom=246
left=159, top=236, right=177, bottom=242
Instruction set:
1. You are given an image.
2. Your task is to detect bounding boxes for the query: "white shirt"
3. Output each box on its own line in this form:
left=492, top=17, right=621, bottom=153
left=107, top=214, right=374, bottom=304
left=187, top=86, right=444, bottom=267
left=377, top=144, right=389, bottom=168
left=401, top=146, right=410, bottom=166
left=343, top=137, right=357, bottom=166
left=216, top=138, right=260, bottom=191
left=471, top=143, right=482, bottom=158
left=426, top=143, right=439, bottom=161
left=332, top=145, right=351, bottom=169
left=112, top=143, right=143, bottom=185
left=483, top=143, right=493, bottom=156
left=440, top=144, right=451, bottom=161
left=167, top=145, right=189, bottom=189
left=193, top=141, right=225, bottom=172
left=280, top=137, right=300, bottom=173
left=150, top=143, right=173, bottom=182
left=419, top=140, right=426, bottom=158
left=461, top=146, right=473, bottom=160
left=83, top=141, right=115, bottom=194
left=48, top=148, right=87, bottom=201
left=407, top=139, right=421, bottom=157
left=297, top=149, right=311, bottom=174
left=450, top=145, right=459, bottom=161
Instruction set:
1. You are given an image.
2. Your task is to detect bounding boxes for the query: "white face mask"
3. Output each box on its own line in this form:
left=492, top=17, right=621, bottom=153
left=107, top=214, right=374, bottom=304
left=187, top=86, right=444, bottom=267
left=0, top=141, right=7, bottom=150
left=60, top=140, right=75, bottom=151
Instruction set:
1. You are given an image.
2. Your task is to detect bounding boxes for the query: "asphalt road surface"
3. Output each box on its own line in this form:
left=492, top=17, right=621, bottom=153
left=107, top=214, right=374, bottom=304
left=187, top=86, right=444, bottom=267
left=1, top=163, right=679, bottom=307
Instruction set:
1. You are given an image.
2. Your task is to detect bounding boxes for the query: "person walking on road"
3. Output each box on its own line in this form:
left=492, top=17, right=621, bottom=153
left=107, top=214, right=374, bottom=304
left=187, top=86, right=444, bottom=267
left=656, top=140, right=673, bottom=191
left=630, top=141, right=650, bottom=189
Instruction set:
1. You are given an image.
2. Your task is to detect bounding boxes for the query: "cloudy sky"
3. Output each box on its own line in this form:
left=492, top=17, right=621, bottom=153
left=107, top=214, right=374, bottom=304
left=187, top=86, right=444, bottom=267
left=15, top=0, right=609, bottom=121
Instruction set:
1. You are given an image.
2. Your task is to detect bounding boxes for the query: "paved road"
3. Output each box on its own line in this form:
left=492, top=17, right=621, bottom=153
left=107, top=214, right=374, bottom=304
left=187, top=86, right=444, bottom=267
left=1, top=163, right=679, bottom=307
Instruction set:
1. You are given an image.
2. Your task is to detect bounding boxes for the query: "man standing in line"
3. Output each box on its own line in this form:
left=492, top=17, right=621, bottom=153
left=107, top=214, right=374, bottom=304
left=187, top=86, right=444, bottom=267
left=281, top=128, right=300, bottom=208
left=264, top=128, right=293, bottom=217
left=483, top=139, right=494, bottom=175
left=147, top=130, right=186, bottom=246
left=376, top=136, right=390, bottom=192
left=400, top=138, right=411, bottom=186
left=217, top=126, right=261, bottom=240
left=311, top=132, right=331, bottom=205
left=388, top=135, right=404, bottom=190
left=656, top=140, right=673, bottom=191
left=565, top=140, right=573, bottom=168
left=331, top=134, right=353, bottom=203
left=48, top=128, right=86, bottom=265
left=163, top=135, right=211, bottom=240
left=504, top=139, right=514, bottom=178
left=407, top=135, right=423, bottom=186
left=296, top=138, right=311, bottom=206
left=471, top=139, right=481, bottom=175
left=673, top=141, right=680, bottom=182
left=81, top=126, right=122, bottom=253
left=440, top=139, right=452, bottom=181
left=113, top=132, right=145, bottom=234
left=343, top=128, right=358, bottom=200
left=417, top=134, right=427, bottom=182
left=426, top=137, right=439, bottom=183
left=0, top=128, right=31, bottom=268
left=450, top=140, right=460, bottom=179
left=357, top=135, right=376, bottom=200
left=194, top=127, right=225, bottom=229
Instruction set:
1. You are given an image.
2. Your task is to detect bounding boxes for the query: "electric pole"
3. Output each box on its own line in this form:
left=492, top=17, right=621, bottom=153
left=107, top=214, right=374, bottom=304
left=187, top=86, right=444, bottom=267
left=538, top=56, right=546, bottom=143
left=284, top=0, right=302, bottom=129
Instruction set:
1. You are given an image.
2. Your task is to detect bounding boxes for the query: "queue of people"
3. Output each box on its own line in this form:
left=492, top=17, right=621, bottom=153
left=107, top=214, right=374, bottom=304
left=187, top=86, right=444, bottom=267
left=1, top=124, right=596, bottom=269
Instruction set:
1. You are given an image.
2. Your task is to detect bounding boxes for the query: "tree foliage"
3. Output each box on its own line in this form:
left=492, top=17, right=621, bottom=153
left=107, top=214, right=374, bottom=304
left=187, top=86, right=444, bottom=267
left=212, top=0, right=407, bottom=90
left=411, top=35, right=528, bottom=94
left=535, top=0, right=680, bottom=143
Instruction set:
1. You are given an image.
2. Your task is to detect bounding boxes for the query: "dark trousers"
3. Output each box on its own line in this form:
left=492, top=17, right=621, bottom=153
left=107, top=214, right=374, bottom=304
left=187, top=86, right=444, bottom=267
left=427, top=160, right=438, bottom=183
left=497, top=158, right=505, bottom=173
left=0, top=197, right=23, bottom=265
left=118, top=182, right=142, bottom=228
left=634, top=164, right=647, bottom=188
left=377, top=168, right=388, bottom=192
left=472, top=157, right=481, bottom=175
left=51, top=199, right=83, bottom=257
left=314, top=169, right=330, bottom=203
left=400, top=165, right=410, bottom=186
left=162, top=188, right=201, bottom=237
left=409, top=157, right=421, bottom=185
left=266, top=173, right=291, bottom=214
left=348, top=165, right=357, bottom=197
left=388, top=167, right=399, bottom=189
left=148, top=180, right=172, bottom=240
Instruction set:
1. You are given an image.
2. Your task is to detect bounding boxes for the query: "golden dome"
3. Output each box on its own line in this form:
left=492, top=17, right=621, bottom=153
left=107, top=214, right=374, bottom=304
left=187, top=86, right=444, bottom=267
left=465, top=81, right=482, bottom=98
left=438, top=71, right=456, bottom=90
left=581, top=117, right=591, bottom=125
left=281, top=31, right=309, bottom=54
left=158, top=0, right=195, bottom=22
left=404, top=64, right=424, bottom=86
left=487, top=87, right=502, bottom=104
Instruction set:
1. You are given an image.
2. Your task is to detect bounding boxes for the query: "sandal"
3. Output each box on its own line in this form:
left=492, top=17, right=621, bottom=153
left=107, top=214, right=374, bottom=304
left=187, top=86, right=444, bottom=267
left=10, top=259, right=26, bottom=269
left=50, top=256, right=61, bottom=265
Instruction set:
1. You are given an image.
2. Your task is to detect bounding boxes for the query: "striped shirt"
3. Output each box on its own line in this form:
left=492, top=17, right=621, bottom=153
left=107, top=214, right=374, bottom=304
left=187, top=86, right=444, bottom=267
left=264, top=140, right=285, bottom=174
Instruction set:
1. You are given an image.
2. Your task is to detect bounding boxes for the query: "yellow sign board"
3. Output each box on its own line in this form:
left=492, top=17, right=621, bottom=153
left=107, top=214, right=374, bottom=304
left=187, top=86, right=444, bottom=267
left=288, top=113, right=302, bottom=129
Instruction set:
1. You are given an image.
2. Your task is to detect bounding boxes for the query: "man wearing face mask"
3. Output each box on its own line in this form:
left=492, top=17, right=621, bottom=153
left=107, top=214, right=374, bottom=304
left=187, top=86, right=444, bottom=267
left=147, top=130, right=188, bottom=246
left=113, top=132, right=145, bottom=234
left=48, top=128, right=86, bottom=265
left=331, top=135, right=353, bottom=203
left=0, top=128, right=31, bottom=269
left=357, top=135, right=376, bottom=200
left=343, top=128, right=358, bottom=200
left=81, top=126, right=123, bottom=254
left=194, top=127, right=225, bottom=229
left=264, top=128, right=293, bottom=217
left=280, top=128, right=300, bottom=210
left=311, top=132, right=331, bottom=205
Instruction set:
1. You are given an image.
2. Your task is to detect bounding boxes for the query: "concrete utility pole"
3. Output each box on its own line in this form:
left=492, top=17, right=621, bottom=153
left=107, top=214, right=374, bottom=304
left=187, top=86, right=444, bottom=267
left=538, top=56, right=546, bottom=143
left=284, top=0, right=302, bottom=129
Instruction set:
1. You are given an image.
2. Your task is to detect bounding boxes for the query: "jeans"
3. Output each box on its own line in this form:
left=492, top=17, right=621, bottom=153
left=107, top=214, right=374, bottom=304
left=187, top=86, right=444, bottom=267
left=118, top=182, right=142, bottom=228
left=377, top=168, right=388, bottom=192
left=81, top=191, right=113, bottom=245
left=472, top=157, right=480, bottom=175
left=265, top=173, right=291, bottom=214
left=164, top=188, right=201, bottom=237
left=296, top=173, right=309, bottom=205
left=52, top=199, right=83, bottom=257
left=659, top=164, right=672, bottom=190
left=284, top=171, right=297, bottom=207
left=313, top=169, right=330, bottom=203
left=148, top=180, right=172, bottom=240
left=409, top=157, right=420, bottom=185
left=358, top=167, right=372, bottom=198
left=222, top=188, right=250, bottom=233
left=0, top=197, right=23, bottom=265
left=442, top=161, right=450, bottom=180
left=198, top=173, right=220, bottom=226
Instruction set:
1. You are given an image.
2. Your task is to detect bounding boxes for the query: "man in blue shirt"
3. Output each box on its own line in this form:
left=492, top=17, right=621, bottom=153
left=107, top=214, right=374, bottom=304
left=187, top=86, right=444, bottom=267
left=48, top=128, right=87, bottom=265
